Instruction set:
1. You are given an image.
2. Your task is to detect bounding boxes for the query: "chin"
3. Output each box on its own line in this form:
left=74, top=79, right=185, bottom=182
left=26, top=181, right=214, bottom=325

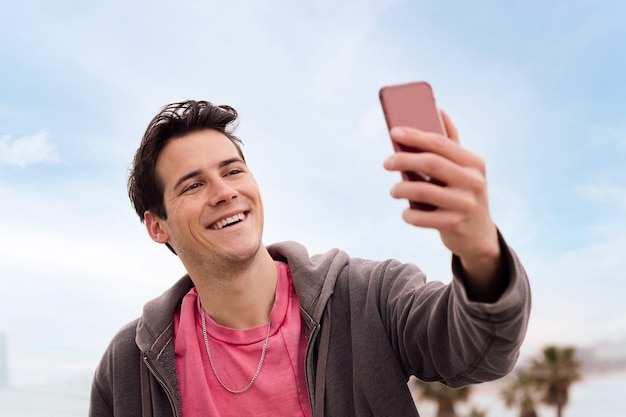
left=223, top=238, right=264, bottom=262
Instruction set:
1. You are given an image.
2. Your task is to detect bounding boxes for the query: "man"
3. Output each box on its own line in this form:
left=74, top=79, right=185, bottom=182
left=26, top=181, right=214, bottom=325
left=89, top=100, right=530, bottom=417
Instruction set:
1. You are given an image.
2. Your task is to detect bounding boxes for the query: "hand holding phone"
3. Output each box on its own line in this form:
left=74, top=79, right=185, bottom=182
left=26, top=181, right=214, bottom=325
left=379, top=81, right=447, bottom=211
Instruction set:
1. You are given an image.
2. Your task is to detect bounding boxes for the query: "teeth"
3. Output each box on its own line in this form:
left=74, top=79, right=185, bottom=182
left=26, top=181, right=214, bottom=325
left=211, top=213, right=245, bottom=230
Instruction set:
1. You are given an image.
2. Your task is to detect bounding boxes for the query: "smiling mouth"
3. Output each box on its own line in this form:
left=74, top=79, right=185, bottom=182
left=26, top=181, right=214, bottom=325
left=209, top=212, right=246, bottom=230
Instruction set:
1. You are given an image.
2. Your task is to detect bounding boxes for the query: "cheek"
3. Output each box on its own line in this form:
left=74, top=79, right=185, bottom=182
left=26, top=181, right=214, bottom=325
left=243, top=180, right=262, bottom=201
left=166, top=200, right=202, bottom=228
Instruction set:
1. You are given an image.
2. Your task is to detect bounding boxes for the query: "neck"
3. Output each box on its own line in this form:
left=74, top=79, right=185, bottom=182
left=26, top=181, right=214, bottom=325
left=190, top=247, right=277, bottom=329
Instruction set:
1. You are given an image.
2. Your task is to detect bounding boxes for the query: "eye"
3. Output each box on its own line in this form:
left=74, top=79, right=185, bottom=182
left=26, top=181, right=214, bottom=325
left=182, top=182, right=202, bottom=193
left=226, top=168, right=243, bottom=176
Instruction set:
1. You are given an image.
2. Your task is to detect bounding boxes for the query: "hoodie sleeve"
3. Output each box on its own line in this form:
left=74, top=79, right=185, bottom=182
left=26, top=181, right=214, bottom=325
left=380, top=231, right=531, bottom=387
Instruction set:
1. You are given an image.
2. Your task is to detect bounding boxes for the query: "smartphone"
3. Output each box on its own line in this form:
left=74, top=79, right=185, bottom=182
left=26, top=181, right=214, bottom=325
left=379, top=81, right=447, bottom=211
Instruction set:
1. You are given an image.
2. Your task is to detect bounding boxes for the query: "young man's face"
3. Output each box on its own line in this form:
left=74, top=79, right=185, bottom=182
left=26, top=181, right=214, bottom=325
left=145, top=129, right=265, bottom=270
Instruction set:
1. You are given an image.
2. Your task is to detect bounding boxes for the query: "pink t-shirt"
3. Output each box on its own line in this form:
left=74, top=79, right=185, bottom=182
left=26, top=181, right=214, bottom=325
left=173, top=262, right=313, bottom=417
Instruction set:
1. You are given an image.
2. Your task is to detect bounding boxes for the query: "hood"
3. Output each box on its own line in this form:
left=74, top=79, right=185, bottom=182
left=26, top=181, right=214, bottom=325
left=136, top=275, right=194, bottom=353
left=267, top=241, right=350, bottom=322
left=134, top=241, right=347, bottom=352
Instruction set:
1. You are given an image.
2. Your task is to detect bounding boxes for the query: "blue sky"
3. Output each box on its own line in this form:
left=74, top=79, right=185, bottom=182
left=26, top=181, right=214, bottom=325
left=1, top=0, right=625, bottom=389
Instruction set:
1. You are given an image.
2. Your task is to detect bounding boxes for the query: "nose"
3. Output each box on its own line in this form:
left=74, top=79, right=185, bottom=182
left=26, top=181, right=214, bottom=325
left=208, top=178, right=239, bottom=206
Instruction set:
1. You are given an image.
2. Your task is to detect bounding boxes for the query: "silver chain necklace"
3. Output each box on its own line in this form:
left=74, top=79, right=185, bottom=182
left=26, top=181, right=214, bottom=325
left=200, top=305, right=271, bottom=394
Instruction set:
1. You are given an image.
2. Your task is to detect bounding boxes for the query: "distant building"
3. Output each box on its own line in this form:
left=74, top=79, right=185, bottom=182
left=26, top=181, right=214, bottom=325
left=0, top=332, right=7, bottom=388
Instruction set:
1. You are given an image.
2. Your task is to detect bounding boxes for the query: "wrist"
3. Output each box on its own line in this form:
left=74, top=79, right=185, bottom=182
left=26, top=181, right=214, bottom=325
left=458, top=236, right=508, bottom=303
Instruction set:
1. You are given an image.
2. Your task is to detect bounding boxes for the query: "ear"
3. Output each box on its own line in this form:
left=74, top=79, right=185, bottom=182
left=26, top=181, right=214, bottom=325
left=144, top=211, right=170, bottom=244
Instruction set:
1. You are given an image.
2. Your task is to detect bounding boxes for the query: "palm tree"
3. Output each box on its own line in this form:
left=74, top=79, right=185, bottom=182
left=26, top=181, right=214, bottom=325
left=501, top=369, right=539, bottom=417
left=530, top=346, right=581, bottom=417
left=467, top=406, right=488, bottom=417
left=413, top=379, right=470, bottom=417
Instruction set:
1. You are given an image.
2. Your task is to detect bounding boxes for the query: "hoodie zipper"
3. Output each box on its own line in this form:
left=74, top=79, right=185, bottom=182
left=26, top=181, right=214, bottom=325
left=143, top=355, right=180, bottom=417
left=303, top=315, right=321, bottom=412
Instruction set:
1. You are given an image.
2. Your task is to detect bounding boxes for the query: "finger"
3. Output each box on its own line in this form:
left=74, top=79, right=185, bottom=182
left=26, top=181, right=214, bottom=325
left=439, top=109, right=460, bottom=144
left=389, top=126, right=454, bottom=159
left=401, top=205, right=466, bottom=230
left=384, top=150, right=486, bottom=192
left=389, top=179, right=450, bottom=210
left=387, top=127, right=482, bottom=172
left=390, top=178, right=477, bottom=214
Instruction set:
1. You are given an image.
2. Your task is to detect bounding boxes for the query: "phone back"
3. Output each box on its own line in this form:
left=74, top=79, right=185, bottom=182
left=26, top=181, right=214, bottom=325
left=379, top=81, right=446, bottom=210
left=379, top=81, right=446, bottom=136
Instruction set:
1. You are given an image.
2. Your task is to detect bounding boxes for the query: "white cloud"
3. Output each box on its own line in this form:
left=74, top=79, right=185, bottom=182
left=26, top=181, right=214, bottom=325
left=577, top=183, right=626, bottom=211
left=0, top=131, right=60, bottom=168
left=520, top=232, right=626, bottom=355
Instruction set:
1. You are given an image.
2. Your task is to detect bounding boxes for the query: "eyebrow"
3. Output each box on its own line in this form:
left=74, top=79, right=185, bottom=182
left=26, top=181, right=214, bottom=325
left=219, top=157, right=245, bottom=168
left=172, top=157, right=246, bottom=192
left=173, top=169, right=203, bottom=192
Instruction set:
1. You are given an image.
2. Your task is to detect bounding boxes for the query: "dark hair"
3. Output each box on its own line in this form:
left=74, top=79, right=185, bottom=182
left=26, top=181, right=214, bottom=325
left=128, top=100, right=244, bottom=222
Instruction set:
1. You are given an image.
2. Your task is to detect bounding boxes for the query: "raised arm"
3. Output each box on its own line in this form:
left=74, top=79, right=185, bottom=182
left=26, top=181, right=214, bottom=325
left=383, top=110, right=507, bottom=302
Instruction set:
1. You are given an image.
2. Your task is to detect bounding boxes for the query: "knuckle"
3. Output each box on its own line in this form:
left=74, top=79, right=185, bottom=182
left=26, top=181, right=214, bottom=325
left=423, top=154, right=443, bottom=174
left=445, top=213, right=466, bottom=232
left=466, top=169, right=486, bottom=192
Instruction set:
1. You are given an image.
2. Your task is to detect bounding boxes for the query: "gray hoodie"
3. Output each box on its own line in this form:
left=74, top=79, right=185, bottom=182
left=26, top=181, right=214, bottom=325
left=90, top=236, right=530, bottom=417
